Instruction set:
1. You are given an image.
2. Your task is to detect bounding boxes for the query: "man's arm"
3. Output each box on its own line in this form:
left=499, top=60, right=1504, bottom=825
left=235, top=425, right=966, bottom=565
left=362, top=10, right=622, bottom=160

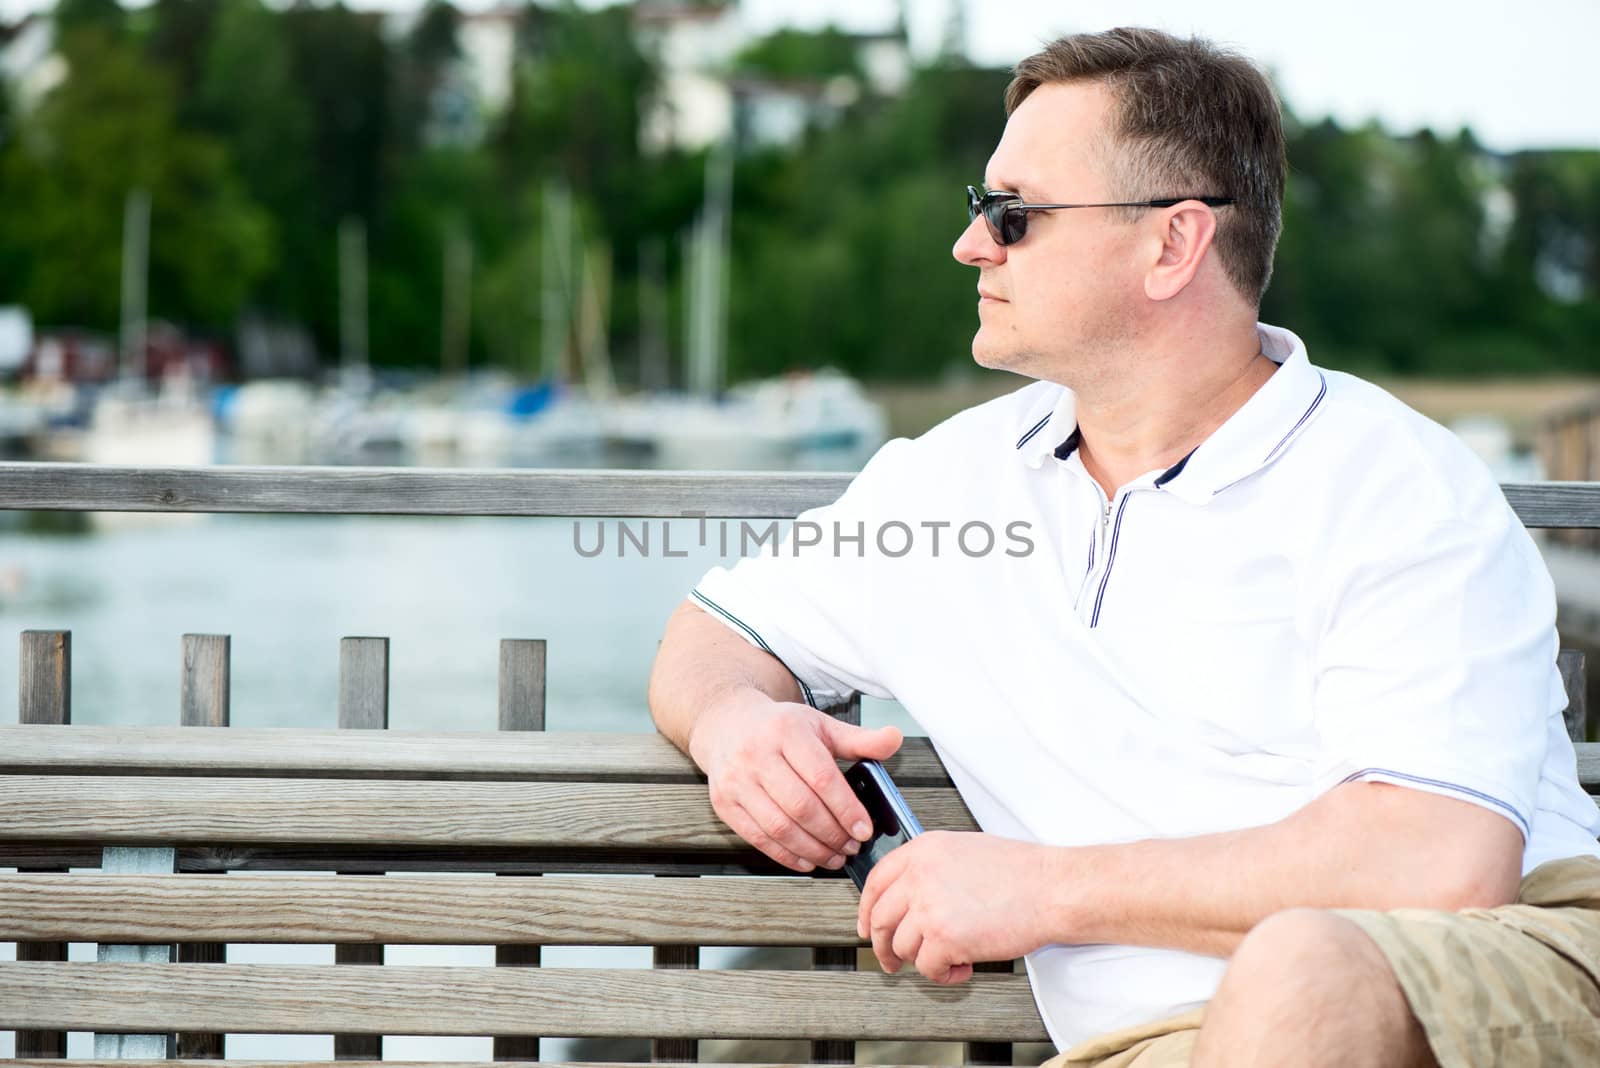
left=856, top=780, right=1524, bottom=983
left=648, top=599, right=902, bottom=873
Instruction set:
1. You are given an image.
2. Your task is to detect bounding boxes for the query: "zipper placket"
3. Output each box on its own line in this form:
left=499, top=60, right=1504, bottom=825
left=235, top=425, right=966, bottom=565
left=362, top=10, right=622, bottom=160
left=1075, top=487, right=1118, bottom=618
left=1077, top=487, right=1138, bottom=627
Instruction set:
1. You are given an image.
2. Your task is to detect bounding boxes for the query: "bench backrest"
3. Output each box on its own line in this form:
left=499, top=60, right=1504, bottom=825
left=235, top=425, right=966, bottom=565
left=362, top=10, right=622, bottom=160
left=1, top=465, right=1596, bottom=1062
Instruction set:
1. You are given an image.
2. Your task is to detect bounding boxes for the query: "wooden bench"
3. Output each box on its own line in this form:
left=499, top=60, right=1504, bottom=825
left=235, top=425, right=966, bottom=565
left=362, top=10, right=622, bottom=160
left=0, top=464, right=1596, bottom=1064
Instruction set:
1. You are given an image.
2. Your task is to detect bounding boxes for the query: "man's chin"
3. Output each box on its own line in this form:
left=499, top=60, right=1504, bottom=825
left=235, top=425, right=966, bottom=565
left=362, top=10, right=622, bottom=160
left=971, top=340, right=1027, bottom=376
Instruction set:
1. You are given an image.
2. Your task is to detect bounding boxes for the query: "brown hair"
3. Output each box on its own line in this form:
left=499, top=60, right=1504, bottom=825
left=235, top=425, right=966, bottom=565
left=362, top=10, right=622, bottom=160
left=1006, top=27, right=1285, bottom=305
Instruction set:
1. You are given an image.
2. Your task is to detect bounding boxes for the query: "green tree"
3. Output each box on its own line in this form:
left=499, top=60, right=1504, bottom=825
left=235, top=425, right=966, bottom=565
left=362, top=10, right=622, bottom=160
left=2, top=26, right=270, bottom=329
left=195, top=0, right=314, bottom=321
left=733, top=27, right=862, bottom=82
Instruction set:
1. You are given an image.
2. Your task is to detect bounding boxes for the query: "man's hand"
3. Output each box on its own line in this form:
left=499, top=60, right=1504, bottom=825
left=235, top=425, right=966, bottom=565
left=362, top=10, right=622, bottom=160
left=857, top=830, right=1059, bottom=985
left=689, top=691, right=903, bottom=872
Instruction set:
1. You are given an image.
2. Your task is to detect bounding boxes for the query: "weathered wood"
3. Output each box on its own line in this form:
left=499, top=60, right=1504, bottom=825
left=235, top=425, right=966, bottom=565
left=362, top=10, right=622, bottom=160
left=0, top=874, right=871, bottom=950
left=1502, top=481, right=1600, bottom=529
left=652, top=940, right=699, bottom=1062
left=178, top=635, right=229, bottom=1058
left=337, top=636, right=389, bottom=1062
left=180, top=635, right=230, bottom=728
left=496, top=638, right=546, bottom=1062
left=0, top=463, right=1593, bottom=528
left=5, top=1062, right=946, bottom=1067
left=1560, top=649, right=1588, bottom=743
left=0, top=725, right=957, bottom=786
left=499, top=639, right=547, bottom=731
left=810, top=945, right=856, bottom=1066
left=0, top=462, right=853, bottom=518
left=493, top=932, right=541, bottom=1062
left=0, top=776, right=977, bottom=847
left=965, top=961, right=1017, bottom=1066
left=95, top=847, right=176, bottom=1059
left=813, top=693, right=861, bottom=1066
left=340, top=637, right=391, bottom=731
left=1578, top=742, right=1598, bottom=791
left=16, top=629, right=70, bottom=1059
left=0, top=843, right=836, bottom=876
left=19, top=630, right=71, bottom=726
left=0, top=963, right=1048, bottom=1041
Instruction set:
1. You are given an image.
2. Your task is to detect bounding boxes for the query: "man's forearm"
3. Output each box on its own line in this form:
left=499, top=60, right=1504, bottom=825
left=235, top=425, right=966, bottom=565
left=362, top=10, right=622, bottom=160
left=647, top=599, right=804, bottom=755
left=1039, top=780, right=1524, bottom=958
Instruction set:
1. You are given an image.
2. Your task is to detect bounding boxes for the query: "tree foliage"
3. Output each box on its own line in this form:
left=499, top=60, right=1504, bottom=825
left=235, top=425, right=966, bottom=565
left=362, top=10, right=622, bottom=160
left=0, top=3, right=1595, bottom=380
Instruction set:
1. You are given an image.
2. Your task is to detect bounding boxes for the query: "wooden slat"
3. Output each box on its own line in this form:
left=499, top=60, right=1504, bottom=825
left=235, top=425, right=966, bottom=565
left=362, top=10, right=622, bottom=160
left=496, top=638, right=546, bottom=1062
left=0, top=463, right=853, bottom=518
left=499, top=639, right=547, bottom=731
left=1578, top=742, right=1598, bottom=791
left=340, top=637, right=391, bottom=732
left=0, top=775, right=977, bottom=846
left=178, top=634, right=229, bottom=1058
left=19, top=630, right=71, bottom=726
left=337, top=636, right=390, bottom=1062
left=0, top=725, right=958, bottom=787
left=180, top=635, right=230, bottom=728
left=0, top=843, right=837, bottom=876
left=0, top=963, right=1047, bottom=1041
left=3, top=1055, right=934, bottom=1061
left=1561, top=649, right=1588, bottom=743
left=1502, top=481, right=1600, bottom=529
left=0, top=463, right=1594, bottom=527
left=16, top=629, right=69, bottom=1060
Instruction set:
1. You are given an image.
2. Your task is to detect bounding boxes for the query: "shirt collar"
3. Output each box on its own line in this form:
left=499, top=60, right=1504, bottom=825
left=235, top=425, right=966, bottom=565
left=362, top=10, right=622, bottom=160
left=1013, top=323, right=1329, bottom=504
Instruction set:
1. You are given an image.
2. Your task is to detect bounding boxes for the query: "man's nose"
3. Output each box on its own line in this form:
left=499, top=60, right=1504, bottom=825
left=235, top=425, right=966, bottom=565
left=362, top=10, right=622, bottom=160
left=952, top=214, right=1004, bottom=267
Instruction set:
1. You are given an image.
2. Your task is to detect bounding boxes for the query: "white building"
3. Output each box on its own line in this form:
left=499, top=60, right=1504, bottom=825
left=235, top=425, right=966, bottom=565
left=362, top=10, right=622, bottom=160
left=633, top=0, right=911, bottom=154
left=0, top=15, right=64, bottom=114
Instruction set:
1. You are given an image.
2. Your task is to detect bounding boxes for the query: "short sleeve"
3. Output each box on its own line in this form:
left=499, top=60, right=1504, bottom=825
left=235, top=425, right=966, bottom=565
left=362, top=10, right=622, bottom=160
left=690, top=439, right=914, bottom=708
left=1312, top=508, right=1563, bottom=839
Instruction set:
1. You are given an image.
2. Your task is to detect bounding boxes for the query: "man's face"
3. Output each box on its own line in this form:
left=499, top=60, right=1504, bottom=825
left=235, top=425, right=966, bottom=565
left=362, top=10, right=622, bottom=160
left=952, top=81, right=1148, bottom=385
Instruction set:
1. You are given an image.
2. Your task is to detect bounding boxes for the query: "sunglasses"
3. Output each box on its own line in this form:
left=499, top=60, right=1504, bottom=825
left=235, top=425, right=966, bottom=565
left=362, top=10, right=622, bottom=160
left=966, top=185, right=1236, bottom=246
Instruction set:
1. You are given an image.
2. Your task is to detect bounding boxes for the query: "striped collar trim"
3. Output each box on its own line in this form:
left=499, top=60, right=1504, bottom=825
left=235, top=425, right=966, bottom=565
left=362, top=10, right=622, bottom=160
left=1012, top=323, right=1330, bottom=500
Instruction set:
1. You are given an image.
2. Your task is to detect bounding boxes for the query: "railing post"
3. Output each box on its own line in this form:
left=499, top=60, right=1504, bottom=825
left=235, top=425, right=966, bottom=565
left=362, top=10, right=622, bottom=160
left=94, top=846, right=179, bottom=1058
left=335, top=636, right=389, bottom=1061
left=495, top=638, right=545, bottom=1062
left=16, top=629, right=71, bottom=1059
left=1559, top=649, right=1588, bottom=743
left=175, top=634, right=231, bottom=1058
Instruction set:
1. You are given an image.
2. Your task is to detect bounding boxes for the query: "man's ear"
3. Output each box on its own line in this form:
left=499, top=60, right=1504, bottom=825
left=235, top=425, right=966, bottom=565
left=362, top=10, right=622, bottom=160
left=1144, top=202, right=1220, bottom=302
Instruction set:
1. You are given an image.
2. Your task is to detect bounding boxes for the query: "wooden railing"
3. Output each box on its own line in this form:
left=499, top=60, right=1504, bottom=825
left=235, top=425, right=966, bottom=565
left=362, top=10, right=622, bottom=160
left=0, top=461, right=1597, bottom=524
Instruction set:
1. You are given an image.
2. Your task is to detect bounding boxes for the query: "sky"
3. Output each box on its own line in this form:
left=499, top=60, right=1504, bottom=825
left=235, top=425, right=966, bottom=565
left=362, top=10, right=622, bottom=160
left=2, top=0, right=1595, bottom=152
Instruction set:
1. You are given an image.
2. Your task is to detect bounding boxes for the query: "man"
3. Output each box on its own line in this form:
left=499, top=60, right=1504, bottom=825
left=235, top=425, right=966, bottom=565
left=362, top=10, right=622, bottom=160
left=648, top=27, right=1600, bottom=1068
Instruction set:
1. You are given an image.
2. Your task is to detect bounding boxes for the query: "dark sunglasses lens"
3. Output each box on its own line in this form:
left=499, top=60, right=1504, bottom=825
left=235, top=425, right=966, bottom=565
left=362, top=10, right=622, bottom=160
left=998, top=203, right=1026, bottom=245
left=967, top=188, right=1026, bottom=245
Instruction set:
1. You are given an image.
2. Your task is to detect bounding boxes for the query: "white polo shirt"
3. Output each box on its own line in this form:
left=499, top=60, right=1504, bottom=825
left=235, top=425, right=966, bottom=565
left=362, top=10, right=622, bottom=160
left=690, top=323, right=1600, bottom=1049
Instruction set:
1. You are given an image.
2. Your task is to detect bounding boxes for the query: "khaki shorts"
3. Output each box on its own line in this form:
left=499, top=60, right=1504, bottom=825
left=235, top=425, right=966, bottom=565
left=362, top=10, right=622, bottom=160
left=1042, top=855, right=1600, bottom=1068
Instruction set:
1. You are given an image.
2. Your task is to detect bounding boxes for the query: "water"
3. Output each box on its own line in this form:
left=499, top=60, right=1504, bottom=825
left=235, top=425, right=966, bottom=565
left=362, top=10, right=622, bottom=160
left=0, top=514, right=914, bottom=734
left=0, top=513, right=918, bottom=1061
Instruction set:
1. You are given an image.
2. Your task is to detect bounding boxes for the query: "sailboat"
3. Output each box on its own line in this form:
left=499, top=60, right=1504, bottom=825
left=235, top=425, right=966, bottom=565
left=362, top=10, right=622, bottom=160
left=612, top=140, right=888, bottom=471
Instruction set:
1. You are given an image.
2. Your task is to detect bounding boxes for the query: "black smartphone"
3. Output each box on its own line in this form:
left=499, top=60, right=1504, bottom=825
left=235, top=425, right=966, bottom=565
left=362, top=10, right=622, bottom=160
left=841, top=759, right=923, bottom=892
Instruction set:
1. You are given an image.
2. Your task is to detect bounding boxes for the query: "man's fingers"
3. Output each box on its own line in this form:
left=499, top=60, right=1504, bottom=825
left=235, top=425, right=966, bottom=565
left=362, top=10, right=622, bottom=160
left=920, top=949, right=972, bottom=987
left=820, top=718, right=904, bottom=763
left=865, top=878, right=912, bottom=974
left=781, top=738, right=871, bottom=847
left=891, top=919, right=924, bottom=970
left=741, top=790, right=843, bottom=870
left=724, top=801, right=815, bottom=872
